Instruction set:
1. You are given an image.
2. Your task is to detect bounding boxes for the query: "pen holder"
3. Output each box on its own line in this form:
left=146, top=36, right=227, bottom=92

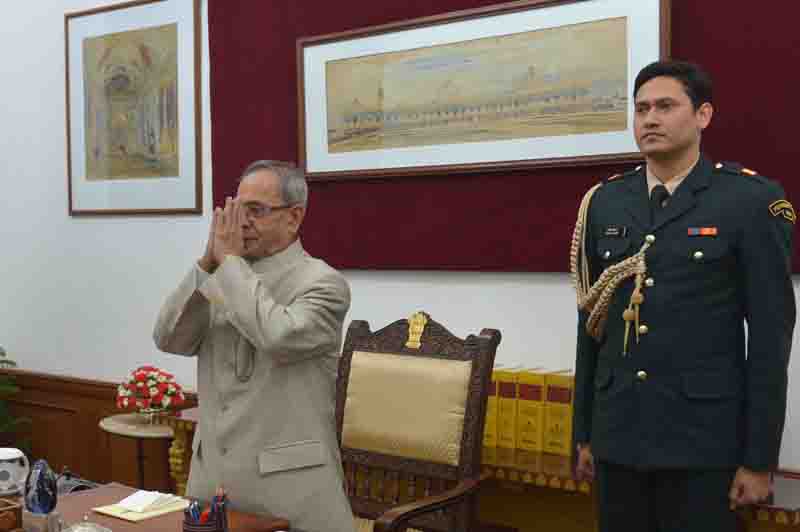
left=182, top=503, right=228, bottom=532
left=183, top=520, right=223, bottom=532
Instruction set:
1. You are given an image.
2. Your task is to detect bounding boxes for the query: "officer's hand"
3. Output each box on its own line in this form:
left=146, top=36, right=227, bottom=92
left=575, top=444, right=595, bottom=481
left=729, top=467, right=771, bottom=509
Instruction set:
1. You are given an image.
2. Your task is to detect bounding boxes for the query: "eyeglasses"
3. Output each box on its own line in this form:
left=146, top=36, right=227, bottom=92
left=243, top=202, right=293, bottom=219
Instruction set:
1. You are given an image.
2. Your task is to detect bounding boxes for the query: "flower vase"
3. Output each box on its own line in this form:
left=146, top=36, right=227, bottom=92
left=138, top=407, right=167, bottom=425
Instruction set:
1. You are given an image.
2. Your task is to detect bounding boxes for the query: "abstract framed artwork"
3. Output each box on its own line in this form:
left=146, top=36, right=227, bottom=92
left=298, top=0, right=670, bottom=181
left=65, top=0, right=202, bottom=215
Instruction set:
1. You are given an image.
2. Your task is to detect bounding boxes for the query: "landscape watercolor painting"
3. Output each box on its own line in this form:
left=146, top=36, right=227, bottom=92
left=83, top=23, right=179, bottom=181
left=325, top=17, right=628, bottom=154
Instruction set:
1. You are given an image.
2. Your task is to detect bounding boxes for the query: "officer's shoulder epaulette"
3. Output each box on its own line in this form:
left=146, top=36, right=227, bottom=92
left=604, top=165, right=642, bottom=184
left=714, top=161, right=767, bottom=183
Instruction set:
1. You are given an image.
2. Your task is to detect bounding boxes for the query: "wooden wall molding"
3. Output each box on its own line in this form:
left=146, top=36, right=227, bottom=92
left=11, top=399, right=79, bottom=413
left=0, top=369, right=196, bottom=487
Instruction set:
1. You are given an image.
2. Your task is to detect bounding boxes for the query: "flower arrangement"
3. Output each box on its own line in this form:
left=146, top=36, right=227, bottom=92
left=116, top=365, right=186, bottom=412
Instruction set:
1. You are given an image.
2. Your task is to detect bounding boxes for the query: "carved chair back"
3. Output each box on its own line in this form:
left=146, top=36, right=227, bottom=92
left=336, top=312, right=501, bottom=532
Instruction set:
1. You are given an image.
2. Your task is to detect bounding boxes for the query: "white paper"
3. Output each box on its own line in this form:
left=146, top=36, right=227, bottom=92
left=116, top=490, right=184, bottom=513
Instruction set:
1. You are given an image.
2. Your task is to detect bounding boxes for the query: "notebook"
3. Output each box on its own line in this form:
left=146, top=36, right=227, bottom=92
left=92, top=490, right=189, bottom=522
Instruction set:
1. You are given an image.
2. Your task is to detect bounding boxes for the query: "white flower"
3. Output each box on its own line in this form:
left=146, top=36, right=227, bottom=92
left=149, top=386, right=159, bottom=396
left=162, top=396, right=172, bottom=407
left=122, top=398, right=129, bottom=407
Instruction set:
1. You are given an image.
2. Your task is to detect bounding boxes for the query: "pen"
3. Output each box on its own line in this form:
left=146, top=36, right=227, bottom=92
left=190, top=499, right=201, bottom=521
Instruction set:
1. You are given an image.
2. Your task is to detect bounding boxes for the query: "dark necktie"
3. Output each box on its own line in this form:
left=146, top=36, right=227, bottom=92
left=650, top=184, right=669, bottom=225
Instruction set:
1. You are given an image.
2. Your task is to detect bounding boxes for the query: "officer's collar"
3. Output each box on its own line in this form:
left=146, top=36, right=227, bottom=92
left=627, top=154, right=713, bottom=195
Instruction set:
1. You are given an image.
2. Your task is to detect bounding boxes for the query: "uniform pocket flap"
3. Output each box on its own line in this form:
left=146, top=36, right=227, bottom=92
left=258, top=440, right=327, bottom=475
left=594, top=367, right=613, bottom=390
left=597, top=237, right=631, bottom=261
left=675, top=238, right=731, bottom=263
left=682, top=372, right=740, bottom=399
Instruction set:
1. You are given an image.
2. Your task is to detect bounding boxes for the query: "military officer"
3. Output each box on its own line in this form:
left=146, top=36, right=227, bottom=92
left=570, top=60, right=795, bottom=531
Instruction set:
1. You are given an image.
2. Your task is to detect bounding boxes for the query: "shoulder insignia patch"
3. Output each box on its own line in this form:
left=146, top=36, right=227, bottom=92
left=769, top=200, right=796, bottom=224
left=605, top=165, right=643, bottom=184
left=715, top=161, right=759, bottom=176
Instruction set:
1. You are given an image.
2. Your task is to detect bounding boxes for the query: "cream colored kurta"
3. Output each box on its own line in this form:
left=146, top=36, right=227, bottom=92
left=154, top=240, right=354, bottom=532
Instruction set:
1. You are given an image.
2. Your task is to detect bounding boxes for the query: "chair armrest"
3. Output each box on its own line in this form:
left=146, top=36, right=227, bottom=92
left=373, top=473, right=487, bottom=532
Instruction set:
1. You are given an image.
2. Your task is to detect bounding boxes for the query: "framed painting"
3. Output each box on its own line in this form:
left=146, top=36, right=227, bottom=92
left=298, top=0, right=670, bottom=181
left=65, top=0, right=202, bottom=215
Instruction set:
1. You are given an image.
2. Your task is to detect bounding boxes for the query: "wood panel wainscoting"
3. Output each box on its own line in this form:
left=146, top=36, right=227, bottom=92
left=1, top=368, right=797, bottom=531
left=0, top=368, right=197, bottom=491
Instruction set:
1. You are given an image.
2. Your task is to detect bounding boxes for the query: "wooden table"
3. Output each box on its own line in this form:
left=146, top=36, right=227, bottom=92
left=56, top=482, right=290, bottom=532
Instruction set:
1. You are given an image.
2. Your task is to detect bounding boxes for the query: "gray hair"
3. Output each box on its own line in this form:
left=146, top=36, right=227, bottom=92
left=240, top=160, right=308, bottom=207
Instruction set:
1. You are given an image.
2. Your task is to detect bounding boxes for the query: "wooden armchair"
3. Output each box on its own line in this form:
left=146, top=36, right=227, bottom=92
left=336, top=312, right=501, bottom=532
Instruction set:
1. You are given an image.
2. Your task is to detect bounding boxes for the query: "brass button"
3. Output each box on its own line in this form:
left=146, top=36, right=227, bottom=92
left=638, top=324, right=649, bottom=335
left=603, top=250, right=611, bottom=259
left=636, top=370, right=648, bottom=381
left=645, top=278, right=655, bottom=287
left=693, top=250, right=704, bottom=261
left=645, top=234, right=656, bottom=244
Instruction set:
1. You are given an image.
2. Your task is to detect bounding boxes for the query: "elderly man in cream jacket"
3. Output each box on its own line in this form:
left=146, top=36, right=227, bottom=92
left=154, top=160, right=354, bottom=532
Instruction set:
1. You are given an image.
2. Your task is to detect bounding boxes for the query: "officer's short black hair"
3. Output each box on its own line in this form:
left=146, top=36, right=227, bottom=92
left=634, top=60, right=713, bottom=110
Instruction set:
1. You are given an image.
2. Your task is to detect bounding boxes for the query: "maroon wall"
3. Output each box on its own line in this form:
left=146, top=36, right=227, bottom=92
left=208, top=0, right=800, bottom=271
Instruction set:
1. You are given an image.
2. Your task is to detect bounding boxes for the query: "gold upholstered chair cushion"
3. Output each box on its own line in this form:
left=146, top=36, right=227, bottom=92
left=342, top=350, right=472, bottom=465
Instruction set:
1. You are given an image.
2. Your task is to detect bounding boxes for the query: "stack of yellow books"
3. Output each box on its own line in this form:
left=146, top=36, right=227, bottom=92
left=543, top=369, right=575, bottom=456
left=495, top=366, right=521, bottom=450
left=516, top=367, right=546, bottom=452
left=482, top=363, right=577, bottom=479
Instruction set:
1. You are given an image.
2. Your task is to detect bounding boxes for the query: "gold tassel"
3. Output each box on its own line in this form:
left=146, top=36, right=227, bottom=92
left=622, top=307, right=635, bottom=355
left=622, top=265, right=647, bottom=355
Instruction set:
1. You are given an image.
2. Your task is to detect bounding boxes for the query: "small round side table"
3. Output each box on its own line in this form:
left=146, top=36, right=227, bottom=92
left=98, top=413, right=174, bottom=490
